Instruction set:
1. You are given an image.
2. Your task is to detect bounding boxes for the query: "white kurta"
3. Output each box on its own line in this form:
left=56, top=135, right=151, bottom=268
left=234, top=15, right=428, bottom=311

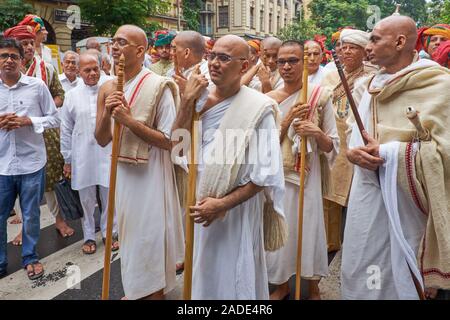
left=341, top=67, right=427, bottom=300
left=116, top=75, right=184, bottom=300
left=266, top=91, right=339, bottom=283
left=60, top=81, right=112, bottom=190
left=192, top=97, right=285, bottom=300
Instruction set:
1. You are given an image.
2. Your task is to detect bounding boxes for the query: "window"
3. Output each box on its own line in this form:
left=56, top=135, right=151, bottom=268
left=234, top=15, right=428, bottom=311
left=219, top=6, right=229, bottom=28
left=269, top=13, right=272, bottom=33
left=250, top=7, right=255, bottom=29
left=260, top=11, right=264, bottom=31
left=277, top=15, right=280, bottom=31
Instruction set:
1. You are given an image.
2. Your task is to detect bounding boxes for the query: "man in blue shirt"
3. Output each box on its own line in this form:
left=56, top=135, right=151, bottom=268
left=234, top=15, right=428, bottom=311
left=0, top=36, right=59, bottom=280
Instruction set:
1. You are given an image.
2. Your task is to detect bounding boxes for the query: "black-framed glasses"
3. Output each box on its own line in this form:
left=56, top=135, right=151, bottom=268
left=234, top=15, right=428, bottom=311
left=0, top=53, right=21, bottom=61
left=207, top=52, right=246, bottom=63
left=276, top=58, right=300, bottom=66
left=111, top=37, right=139, bottom=48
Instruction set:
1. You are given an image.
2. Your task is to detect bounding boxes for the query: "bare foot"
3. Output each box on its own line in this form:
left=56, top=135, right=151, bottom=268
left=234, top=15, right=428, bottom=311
left=425, top=287, right=438, bottom=300
left=55, top=215, right=74, bottom=238
left=176, top=262, right=184, bottom=272
left=270, top=282, right=290, bottom=300
left=9, top=216, right=22, bottom=225
left=12, top=231, right=22, bottom=246
left=121, top=296, right=129, bottom=300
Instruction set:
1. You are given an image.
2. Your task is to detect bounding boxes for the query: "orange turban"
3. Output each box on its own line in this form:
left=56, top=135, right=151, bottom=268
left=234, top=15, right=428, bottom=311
left=247, top=39, right=261, bottom=53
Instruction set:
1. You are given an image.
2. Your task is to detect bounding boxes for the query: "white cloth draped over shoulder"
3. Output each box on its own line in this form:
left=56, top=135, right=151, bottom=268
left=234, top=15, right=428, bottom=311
left=192, top=87, right=285, bottom=300
left=266, top=89, right=339, bottom=283
left=115, top=68, right=185, bottom=300
left=341, top=60, right=433, bottom=299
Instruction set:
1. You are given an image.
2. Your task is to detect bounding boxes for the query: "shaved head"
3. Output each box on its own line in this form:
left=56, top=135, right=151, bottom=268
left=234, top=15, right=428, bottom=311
left=112, top=24, right=148, bottom=67
left=215, top=35, right=250, bottom=59
left=366, top=15, right=418, bottom=72
left=79, top=52, right=100, bottom=86
left=174, top=31, right=205, bottom=57
left=208, top=35, right=249, bottom=88
left=116, top=25, right=148, bottom=49
left=375, top=15, right=417, bottom=51
left=262, top=36, right=282, bottom=50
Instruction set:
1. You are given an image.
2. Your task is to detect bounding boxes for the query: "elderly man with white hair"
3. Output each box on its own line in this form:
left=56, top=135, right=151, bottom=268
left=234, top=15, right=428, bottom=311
left=59, top=50, right=80, bottom=93
left=321, top=29, right=378, bottom=254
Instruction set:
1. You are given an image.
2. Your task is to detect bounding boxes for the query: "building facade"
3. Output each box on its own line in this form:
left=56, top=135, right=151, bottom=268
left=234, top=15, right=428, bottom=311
left=200, top=0, right=309, bottom=39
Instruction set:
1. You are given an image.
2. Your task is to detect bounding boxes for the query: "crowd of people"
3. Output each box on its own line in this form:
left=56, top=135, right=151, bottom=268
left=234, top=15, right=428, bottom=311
left=0, top=12, right=449, bottom=300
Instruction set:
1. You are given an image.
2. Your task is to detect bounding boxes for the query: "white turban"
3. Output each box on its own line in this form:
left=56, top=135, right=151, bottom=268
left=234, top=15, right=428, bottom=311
left=340, top=29, right=370, bottom=49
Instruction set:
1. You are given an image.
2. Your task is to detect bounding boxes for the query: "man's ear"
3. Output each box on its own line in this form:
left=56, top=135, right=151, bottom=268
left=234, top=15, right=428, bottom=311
left=137, top=45, right=146, bottom=58
left=240, top=59, right=249, bottom=75
left=397, top=35, right=407, bottom=51
left=184, top=48, right=190, bottom=59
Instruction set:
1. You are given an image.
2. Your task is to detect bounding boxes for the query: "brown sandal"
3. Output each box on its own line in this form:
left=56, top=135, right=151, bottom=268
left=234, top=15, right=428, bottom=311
left=82, top=240, right=97, bottom=254
left=25, top=262, right=44, bottom=280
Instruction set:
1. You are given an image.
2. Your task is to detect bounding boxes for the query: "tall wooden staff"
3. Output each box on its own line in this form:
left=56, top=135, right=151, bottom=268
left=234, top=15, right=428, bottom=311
left=295, top=49, right=309, bottom=300
left=101, top=54, right=125, bottom=300
left=331, top=50, right=367, bottom=144
left=183, top=66, right=201, bottom=300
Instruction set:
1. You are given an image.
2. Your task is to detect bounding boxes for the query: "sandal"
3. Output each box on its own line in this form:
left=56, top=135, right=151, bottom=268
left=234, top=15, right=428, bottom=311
left=82, top=240, right=97, bottom=255
left=103, top=233, right=119, bottom=252
left=25, top=262, right=44, bottom=280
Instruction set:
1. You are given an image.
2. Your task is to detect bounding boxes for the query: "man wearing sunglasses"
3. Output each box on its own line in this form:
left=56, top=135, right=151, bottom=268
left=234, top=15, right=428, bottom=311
left=265, top=40, right=338, bottom=300
left=95, top=25, right=183, bottom=300
left=172, top=34, right=286, bottom=300
left=0, top=37, right=59, bottom=281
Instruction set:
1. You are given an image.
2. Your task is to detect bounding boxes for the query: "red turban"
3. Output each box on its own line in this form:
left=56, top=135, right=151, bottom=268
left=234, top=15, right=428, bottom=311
left=432, top=40, right=450, bottom=67
left=3, top=25, right=36, bottom=40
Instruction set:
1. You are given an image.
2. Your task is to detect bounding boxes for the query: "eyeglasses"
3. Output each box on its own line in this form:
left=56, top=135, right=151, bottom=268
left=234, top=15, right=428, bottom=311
left=0, top=53, right=21, bottom=61
left=111, top=38, right=139, bottom=48
left=207, top=52, right=246, bottom=63
left=276, top=58, right=300, bottom=66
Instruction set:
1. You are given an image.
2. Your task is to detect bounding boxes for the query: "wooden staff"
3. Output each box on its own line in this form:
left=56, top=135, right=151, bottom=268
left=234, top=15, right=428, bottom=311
left=331, top=49, right=368, bottom=145
left=101, top=54, right=125, bottom=300
left=183, top=66, right=201, bottom=300
left=295, top=49, right=309, bottom=301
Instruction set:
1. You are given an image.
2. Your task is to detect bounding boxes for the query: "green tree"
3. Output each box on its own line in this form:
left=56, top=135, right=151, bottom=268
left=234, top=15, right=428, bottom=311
left=183, top=0, right=202, bottom=31
left=78, top=0, right=170, bottom=36
left=308, top=0, right=429, bottom=38
left=443, top=0, right=450, bottom=23
left=278, top=15, right=323, bottom=42
left=0, top=0, right=34, bottom=32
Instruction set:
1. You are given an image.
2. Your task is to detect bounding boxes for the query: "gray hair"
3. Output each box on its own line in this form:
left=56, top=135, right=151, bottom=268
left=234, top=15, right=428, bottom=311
left=63, top=50, right=79, bottom=65
left=101, top=53, right=111, bottom=65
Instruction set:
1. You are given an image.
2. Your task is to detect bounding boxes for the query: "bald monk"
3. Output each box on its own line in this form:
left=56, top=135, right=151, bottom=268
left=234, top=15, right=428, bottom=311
left=172, top=35, right=286, bottom=299
left=265, top=40, right=339, bottom=300
left=170, top=30, right=211, bottom=96
left=95, top=25, right=184, bottom=300
left=243, top=36, right=284, bottom=93
left=341, top=16, right=450, bottom=300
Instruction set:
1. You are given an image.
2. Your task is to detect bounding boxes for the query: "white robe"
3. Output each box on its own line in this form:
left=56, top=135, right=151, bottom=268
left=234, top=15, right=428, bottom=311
left=341, top=64, right=428, bottom=300
left=308, top=66, right=327, bottom=86
left=60, top=81, right=111, bottom=190
left=116, top=74, right=184, bottom=300
left=266, top=91, right=339, bottom=283
left=192, top=96, right=285, bottom=300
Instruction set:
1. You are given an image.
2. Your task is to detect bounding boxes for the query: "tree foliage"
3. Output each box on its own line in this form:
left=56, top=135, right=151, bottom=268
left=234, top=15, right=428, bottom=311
left=278, top=15, right=323, bottom=43
left=0, top=0, right=35, bottom=32
left=183, top=0, right=203, bottom=31
left=78, top=0, right=170, bottom=36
